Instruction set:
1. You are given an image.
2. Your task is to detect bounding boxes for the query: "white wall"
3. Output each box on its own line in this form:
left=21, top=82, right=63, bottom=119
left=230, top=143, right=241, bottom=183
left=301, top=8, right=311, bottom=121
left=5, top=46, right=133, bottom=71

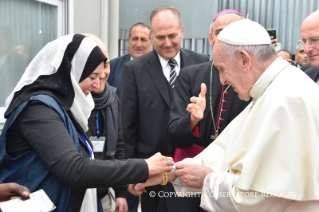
left=74, top=0, right=119, bottom=60
left=74, top=0, right=101, bottom=36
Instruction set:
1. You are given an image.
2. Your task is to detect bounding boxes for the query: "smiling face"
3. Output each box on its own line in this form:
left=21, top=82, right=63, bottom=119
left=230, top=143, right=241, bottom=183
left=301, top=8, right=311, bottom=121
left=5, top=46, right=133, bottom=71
left=128, top=25, right=152, bottom=59
left=212, top=41, right=252, bottom=101
left=92, top=50, right=110, bottom=94
left=78, top=61, right=105, bottom=96
left=301, top=11, right=319, bottom=68
left=151, top=10, right=184, bottom=60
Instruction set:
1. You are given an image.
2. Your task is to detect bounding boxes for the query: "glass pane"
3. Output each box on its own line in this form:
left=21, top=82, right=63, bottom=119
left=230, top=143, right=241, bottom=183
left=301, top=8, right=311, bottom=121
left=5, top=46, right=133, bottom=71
left=0, top=0, right=57, bottom=107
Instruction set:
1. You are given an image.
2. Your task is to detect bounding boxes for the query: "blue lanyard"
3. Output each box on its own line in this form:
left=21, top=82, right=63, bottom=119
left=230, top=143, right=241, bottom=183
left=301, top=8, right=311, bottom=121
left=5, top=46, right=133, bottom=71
left=79, top=131, right=93, bottom=159
left=93, top=110, right=100, bottom=136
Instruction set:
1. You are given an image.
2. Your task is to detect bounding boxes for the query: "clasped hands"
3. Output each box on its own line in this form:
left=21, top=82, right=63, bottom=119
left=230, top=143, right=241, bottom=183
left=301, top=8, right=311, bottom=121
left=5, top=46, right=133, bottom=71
left=128, top=161, right=213, bottom=196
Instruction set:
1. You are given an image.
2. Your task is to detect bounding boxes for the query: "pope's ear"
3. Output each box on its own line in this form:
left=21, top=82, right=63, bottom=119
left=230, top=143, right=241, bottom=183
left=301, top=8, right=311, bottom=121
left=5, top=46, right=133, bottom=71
left=238, top=50, right=251, bottom=71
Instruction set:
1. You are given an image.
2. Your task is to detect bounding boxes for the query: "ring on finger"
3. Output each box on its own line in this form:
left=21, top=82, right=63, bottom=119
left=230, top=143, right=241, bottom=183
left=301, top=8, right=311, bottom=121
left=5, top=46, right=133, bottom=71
left=167, top=160, right=174, bottom=166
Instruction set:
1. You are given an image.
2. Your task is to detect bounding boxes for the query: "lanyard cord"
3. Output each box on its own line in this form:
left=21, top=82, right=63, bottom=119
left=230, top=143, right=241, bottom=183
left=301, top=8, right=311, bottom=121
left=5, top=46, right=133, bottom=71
left=79, top=131, right=93, bottom=159
left=93, top=110, right=100, bottom=137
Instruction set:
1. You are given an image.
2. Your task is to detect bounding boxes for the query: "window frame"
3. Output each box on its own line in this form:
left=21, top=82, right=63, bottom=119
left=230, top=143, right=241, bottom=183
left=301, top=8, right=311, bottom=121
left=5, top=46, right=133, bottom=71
left=0, top=0, right=72, bottom=131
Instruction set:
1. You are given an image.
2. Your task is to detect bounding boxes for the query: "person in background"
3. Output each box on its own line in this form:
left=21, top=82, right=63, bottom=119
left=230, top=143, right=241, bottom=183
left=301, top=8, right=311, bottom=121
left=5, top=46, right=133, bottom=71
left=303, top=10, right=319, bottom=83
left=108, top=22, right=152, bottom=98
left=121, top=6, right=209, bottom=212
left=0, top=34, right=173, bottom=212
left=277, top=49, right=296, bottom=65
left=295, top=40, right=309, bottom=69
left=84, top=33, right=128, bottom=212
left=109, top=23, right=151, bottom=212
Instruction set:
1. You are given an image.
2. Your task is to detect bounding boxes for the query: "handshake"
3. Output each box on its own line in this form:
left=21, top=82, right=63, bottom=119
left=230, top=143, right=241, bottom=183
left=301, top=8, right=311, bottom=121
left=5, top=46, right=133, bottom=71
left=128, top=153, right=213, bottom=196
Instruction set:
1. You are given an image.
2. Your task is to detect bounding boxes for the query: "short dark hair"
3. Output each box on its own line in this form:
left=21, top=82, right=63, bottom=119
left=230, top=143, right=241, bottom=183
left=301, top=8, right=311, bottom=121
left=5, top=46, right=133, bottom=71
left=150, top=6, right=182, bottom=29
left=277, top=49, right=292, bottom=59
left=128, top=22, right=150, bottom=38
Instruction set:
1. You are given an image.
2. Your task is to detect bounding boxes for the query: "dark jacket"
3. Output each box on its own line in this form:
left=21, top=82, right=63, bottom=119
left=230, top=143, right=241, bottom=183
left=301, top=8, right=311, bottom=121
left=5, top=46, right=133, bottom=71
left=108, top=54, right=131, bottom=98
left=121, top=49, right=210, bottom=159
left=305, top=67, right=319, bottom=82
left=87, top=94, right=127, bottom=199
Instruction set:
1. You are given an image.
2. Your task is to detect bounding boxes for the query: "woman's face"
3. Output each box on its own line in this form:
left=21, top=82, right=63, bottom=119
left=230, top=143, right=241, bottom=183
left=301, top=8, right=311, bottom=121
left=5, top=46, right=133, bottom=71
left=78, top=62, right=105, bottom=96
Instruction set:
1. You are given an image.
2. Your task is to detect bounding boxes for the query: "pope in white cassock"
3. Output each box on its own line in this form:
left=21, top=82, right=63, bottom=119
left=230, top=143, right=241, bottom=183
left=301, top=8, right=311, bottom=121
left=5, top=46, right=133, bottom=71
left=131, top=19, right=319, bottom=211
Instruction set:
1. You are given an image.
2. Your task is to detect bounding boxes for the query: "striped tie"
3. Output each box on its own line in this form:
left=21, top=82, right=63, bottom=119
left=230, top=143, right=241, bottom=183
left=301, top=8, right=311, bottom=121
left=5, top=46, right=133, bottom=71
left=168, top=59, right=177, bottom=88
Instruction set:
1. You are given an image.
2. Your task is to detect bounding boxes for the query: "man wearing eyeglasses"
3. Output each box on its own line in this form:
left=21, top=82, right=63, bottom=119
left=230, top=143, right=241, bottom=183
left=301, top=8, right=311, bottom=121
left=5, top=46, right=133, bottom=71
left=301, top=10, right=319, bottom=83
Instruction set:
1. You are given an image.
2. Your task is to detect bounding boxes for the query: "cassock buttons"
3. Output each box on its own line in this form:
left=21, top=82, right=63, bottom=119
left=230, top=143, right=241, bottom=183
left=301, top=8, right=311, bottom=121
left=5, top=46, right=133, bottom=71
left=222, top=100, right=227, bottom=103
left=224, top=91, right=229, bottom=94
left=221, top=109, right=226, bottom=112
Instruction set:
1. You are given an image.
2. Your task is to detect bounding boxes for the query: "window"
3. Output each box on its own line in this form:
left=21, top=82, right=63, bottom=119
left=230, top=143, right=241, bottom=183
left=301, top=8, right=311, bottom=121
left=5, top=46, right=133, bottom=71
left=0, top=0, right=67, bottom=129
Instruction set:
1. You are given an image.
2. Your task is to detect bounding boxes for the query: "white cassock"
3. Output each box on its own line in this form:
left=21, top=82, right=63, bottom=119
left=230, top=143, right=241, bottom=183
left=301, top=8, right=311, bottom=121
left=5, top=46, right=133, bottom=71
left=173, top=57, right=319, bottom=212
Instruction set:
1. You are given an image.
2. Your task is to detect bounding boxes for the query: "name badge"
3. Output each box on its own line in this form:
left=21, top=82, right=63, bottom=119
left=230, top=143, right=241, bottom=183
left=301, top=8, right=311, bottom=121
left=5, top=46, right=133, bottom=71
left=90, top=136, right=106, bottom=152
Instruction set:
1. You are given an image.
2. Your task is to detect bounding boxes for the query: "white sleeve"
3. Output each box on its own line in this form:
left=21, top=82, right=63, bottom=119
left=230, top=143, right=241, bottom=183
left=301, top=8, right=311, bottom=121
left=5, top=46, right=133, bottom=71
left=201, top=172, right=292, bottom=212
left=201, top=172, right=238, bottom=212
left=172, top=158, right=203, bottom=196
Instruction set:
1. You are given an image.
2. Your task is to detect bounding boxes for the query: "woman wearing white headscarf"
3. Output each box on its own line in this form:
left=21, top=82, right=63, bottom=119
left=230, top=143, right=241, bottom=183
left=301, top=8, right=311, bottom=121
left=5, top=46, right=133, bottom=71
left=0, top=34, right=172, bottom=212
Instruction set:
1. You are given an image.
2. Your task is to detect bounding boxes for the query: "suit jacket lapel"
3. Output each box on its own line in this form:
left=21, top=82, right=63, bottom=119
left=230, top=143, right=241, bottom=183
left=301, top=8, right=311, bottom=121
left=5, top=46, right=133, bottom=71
left=180, top=48, right=194, bottom=68
left=147, top=51, right=171, bottom=107
left=124, top=54, right=130, bottom=63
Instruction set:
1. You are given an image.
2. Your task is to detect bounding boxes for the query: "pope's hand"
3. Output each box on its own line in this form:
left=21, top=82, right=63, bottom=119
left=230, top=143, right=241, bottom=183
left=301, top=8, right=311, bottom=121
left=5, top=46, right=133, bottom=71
left=175, top=163, right=213, bottom=189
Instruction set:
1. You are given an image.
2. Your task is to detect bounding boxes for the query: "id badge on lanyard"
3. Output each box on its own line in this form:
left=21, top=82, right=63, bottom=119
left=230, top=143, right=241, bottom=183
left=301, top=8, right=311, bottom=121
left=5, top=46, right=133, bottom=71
left=91, top=110, right=106, bottom=152
left=90, top=136, right=106, bottom=152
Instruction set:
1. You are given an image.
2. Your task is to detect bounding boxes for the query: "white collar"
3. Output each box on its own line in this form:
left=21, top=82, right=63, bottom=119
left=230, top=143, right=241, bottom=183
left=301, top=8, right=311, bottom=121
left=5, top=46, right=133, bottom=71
left=250, top=57, right=290, bottom=99
left=157, top=51, right=181, bottom=68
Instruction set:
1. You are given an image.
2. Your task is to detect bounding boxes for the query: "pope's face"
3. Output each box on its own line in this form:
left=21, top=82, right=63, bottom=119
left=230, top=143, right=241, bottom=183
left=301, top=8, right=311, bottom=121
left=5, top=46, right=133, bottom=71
left=212, top=41, right=251, bottom=101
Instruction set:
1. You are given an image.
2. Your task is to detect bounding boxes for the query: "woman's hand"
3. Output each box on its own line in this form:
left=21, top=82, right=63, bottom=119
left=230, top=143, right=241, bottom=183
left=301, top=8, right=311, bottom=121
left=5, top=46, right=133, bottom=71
left=144, top=153, right=173, bottom=176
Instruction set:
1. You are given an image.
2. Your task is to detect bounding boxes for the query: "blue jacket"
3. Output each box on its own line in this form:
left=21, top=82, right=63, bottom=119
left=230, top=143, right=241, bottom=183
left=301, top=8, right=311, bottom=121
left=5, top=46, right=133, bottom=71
left=0, top=95, right=100, bottom=212
left=108, top=54, right=130, bottom=98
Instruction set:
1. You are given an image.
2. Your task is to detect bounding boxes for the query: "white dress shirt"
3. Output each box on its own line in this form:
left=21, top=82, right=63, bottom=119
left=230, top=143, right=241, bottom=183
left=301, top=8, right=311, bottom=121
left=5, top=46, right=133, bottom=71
left=157, top=52, right=181, bottom=82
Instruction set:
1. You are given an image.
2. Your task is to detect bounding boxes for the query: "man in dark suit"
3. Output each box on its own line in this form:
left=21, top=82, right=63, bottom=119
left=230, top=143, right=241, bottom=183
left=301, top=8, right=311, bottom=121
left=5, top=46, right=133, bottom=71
left=108, top=22, right=152, bottom=98
left=301, top=62, right=312, bottom=71
left=301, top=10, right=319, bottom=83
left=305, top=67, right=319, bottom=83
left=121, top=6, right=209, bottom=212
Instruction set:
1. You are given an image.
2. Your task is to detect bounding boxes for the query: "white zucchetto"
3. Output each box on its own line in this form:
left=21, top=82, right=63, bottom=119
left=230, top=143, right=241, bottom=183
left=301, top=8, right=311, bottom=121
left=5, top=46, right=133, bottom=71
left=218, top=19, right=271, bottom=45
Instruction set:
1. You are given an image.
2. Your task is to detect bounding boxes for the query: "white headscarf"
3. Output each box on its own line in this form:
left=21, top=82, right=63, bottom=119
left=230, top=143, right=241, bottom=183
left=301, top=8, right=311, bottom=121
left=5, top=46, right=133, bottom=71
left=5, top=34, right=104, bottom=132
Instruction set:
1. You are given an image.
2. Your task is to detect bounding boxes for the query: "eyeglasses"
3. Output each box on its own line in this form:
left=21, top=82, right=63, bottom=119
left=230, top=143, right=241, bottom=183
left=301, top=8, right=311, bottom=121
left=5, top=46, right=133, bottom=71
left=297, top=37, right=319, bottom=48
